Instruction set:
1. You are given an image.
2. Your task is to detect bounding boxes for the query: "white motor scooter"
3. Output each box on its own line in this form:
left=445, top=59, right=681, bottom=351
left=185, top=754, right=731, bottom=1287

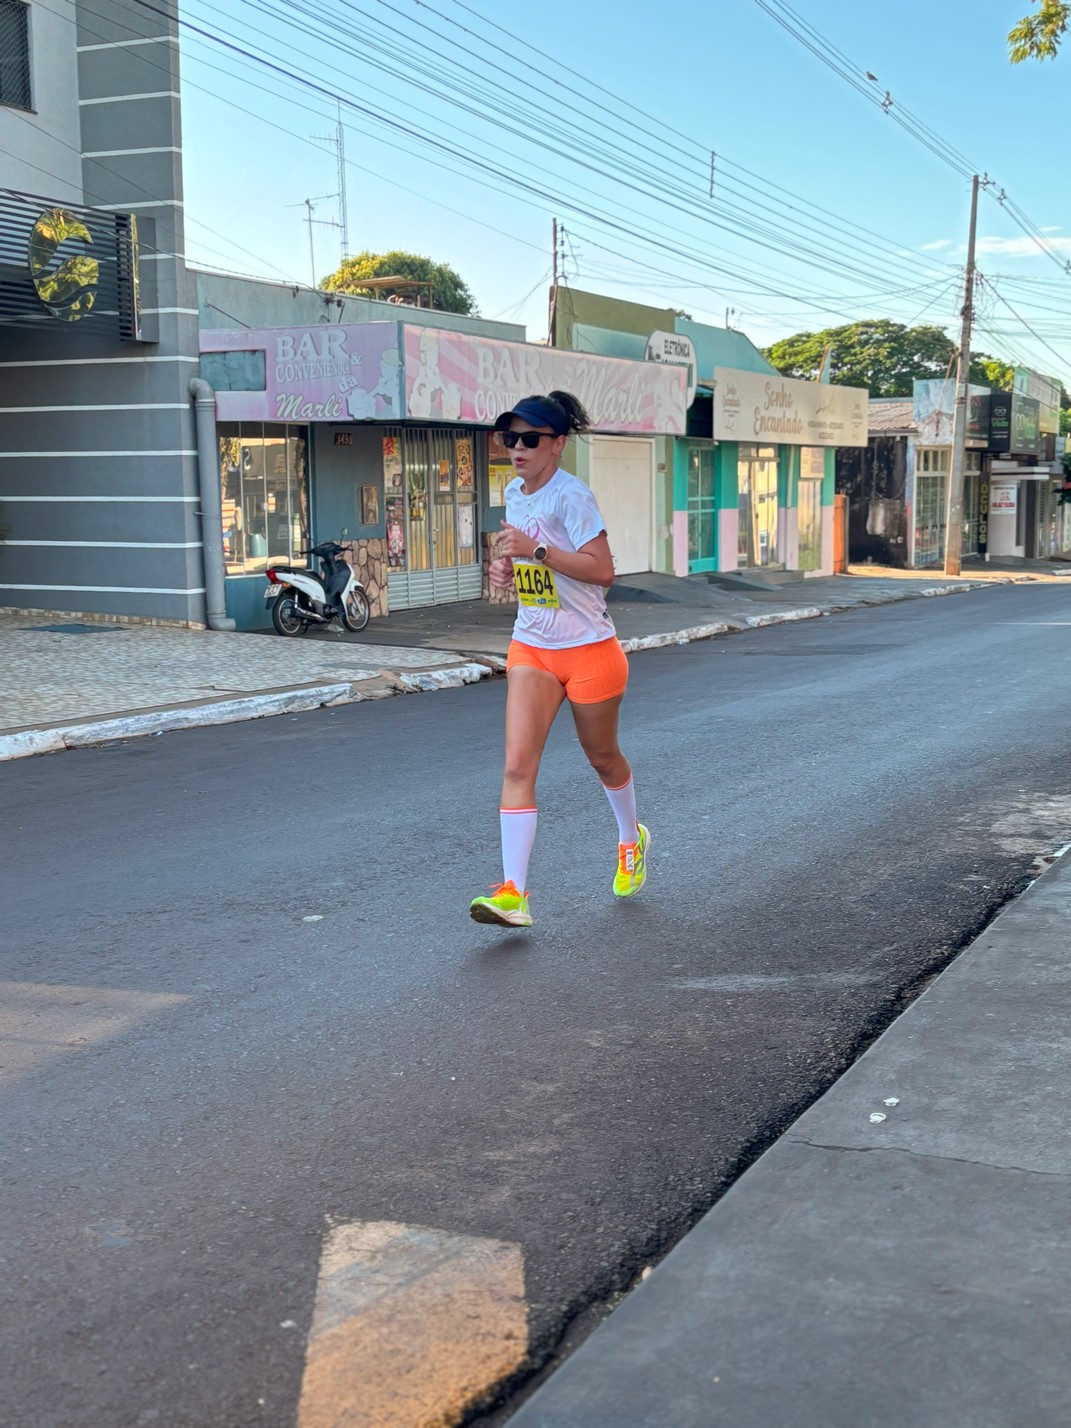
left=265, top=537, right=370, bottom=636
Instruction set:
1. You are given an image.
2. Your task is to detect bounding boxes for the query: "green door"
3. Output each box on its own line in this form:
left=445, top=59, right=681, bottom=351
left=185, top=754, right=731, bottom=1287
left=687, top=445, right=716, bottom=572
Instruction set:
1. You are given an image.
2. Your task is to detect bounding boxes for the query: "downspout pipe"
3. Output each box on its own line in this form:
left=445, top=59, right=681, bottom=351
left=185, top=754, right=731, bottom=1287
left=189, top=376, right=236, bottom=631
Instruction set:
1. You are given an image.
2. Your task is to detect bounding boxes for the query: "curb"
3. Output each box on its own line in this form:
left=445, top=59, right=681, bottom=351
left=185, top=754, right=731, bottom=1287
left=0, top=661, right=492, bottom=763
left=621, top=578, right=1003, bottom=652
left=0, top=579, right=1019, bottom=763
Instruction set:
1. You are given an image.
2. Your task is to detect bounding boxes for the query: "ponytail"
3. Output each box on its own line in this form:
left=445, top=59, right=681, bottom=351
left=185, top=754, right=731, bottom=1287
left=546, top=390, right=591, bottom=434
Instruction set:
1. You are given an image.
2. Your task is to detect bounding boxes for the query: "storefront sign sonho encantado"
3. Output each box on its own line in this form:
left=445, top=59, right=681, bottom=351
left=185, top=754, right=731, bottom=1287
left=712, top=367, right=869, bottom=448
left=201, top=323, right=687, bottom=434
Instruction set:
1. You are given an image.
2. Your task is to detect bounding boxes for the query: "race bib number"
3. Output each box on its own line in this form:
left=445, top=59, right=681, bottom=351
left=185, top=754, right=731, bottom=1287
left=514, top=562, right=559, bottom=608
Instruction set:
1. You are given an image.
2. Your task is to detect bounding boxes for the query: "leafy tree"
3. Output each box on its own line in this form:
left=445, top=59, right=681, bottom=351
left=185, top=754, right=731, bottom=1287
left=762, top=320, right=955, bottom=395
left=970, top=355, right=1016, bottom=390
left=1009, top=0, right=1068, bottom=60
left=762, top=320, right=1020, bottom=397
left=321, top=250, right=478, bottom=314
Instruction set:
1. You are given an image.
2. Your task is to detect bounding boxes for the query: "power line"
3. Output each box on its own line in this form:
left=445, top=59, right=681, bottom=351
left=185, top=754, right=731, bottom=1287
left=752, top=0, right=1071, bottom=289
left=200, top=0, right=946, bottom=296
left=126, top=0, right=949, bottom=317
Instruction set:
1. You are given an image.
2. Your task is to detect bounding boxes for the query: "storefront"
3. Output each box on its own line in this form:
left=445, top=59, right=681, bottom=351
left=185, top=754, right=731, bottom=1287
left=545, top=288, right=861, bottom=580
left=910, top=447, right=985, bottom=567
left=200, top=320, right=687, bottom=627
left=709, top=367, right=868, bottom=575
left=983, top=380, right=1067, bottom=561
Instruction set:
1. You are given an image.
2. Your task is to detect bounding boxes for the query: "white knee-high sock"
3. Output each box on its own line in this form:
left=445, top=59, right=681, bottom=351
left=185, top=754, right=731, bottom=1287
left=500, top=807, right=538, bottom=891
left=602, top=775, right=639, bottom=844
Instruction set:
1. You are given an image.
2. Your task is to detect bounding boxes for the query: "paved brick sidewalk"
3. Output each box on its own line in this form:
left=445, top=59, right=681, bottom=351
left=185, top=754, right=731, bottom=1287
left=0, top=614, right=477, bottom=732
left=0, top=614, right=490, bottom=759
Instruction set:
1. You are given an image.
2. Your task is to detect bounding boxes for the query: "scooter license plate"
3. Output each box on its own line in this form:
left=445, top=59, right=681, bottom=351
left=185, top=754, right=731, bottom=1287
left=264, top=586, right=279, bottom=601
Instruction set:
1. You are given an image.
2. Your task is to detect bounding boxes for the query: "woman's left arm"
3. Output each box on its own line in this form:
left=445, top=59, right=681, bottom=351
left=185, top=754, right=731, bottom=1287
left=499, top=522, right=614, bottom=587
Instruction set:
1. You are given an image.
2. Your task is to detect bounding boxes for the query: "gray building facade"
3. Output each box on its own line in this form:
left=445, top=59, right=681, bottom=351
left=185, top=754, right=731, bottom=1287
left=0, top=0, right=203, bottom=624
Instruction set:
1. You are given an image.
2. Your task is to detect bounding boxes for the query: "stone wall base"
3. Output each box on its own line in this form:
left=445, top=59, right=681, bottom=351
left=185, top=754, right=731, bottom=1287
left=482, top=529, right=517, bottom=605
left=342, top=539, right=389, bottom=618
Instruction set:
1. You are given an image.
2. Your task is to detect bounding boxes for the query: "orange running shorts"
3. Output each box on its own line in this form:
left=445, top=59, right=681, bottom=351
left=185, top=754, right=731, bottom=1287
left=506, top=636, right=629, bottom=704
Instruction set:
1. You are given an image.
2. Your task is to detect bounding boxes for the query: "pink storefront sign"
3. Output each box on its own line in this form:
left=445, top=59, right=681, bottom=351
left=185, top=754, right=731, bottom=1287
left=402, top=326, right=686, bottom=435
left=201, top=323, right=402, bottom=423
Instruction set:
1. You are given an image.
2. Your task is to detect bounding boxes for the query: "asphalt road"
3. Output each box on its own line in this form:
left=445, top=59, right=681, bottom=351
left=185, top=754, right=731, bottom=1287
left=4, top=582, right=1071, bottom=1428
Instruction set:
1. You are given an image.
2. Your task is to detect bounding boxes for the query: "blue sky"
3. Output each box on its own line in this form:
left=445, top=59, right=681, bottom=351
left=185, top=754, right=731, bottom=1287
left=179, top=0, right=1071, bottom=381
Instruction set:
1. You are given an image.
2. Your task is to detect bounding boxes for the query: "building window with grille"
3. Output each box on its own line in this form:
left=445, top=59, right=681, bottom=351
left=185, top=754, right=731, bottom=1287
left=0, top=0, right=32, bottom=112
left=914, top=447, right=949, bottom=567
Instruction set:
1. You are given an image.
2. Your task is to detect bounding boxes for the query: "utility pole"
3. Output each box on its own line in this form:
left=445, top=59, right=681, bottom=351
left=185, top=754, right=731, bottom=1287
left=312, top=107, right=350, bottom=264
left=548, top=218, right=559, bottom=345
left=335, top=106, right=349, bottom=263
left=288, top=195, right=341, bottom=289
left=944, top=173, right=980, bottom=577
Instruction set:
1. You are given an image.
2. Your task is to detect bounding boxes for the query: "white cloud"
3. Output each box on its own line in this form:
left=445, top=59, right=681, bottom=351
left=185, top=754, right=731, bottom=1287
left=1041, top=226, right=1062, bottom=234
left=920, top=239, right=954, bottom=251
left=975, top=234, right=1071, bottom=257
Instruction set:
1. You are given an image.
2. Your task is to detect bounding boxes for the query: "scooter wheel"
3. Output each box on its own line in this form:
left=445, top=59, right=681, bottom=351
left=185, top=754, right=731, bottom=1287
left=341, top=588, right=370, bottom=632
left=272, top=591, right=308, bottom=636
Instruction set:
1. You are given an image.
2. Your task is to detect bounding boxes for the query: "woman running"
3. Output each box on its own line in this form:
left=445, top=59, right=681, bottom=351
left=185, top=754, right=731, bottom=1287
left=469, top=391, right=649, bottom=928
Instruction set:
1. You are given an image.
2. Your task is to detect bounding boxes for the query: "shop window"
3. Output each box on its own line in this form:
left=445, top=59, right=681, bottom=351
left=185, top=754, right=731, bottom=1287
left=738, top=443, right=779, bottom=568
left=219, top=423, right=308, bottom=574
left=0, top=0, right=31, bottom=111
left=916, top=448, right=950, bottom=475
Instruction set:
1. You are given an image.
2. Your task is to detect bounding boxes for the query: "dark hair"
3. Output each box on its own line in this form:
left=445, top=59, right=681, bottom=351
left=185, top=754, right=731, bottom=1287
left=546, top=390, right=591, bottom=434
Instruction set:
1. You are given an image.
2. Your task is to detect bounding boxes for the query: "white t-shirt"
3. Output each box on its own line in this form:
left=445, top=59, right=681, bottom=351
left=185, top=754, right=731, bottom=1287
left=505, top=468, right=617, bottom=650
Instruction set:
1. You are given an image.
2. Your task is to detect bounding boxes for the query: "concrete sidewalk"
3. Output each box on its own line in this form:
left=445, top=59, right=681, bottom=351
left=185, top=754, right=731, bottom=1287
left=2, top=559, right=1066, bottom=761
left=508, top=849, right=1071, bottom=1428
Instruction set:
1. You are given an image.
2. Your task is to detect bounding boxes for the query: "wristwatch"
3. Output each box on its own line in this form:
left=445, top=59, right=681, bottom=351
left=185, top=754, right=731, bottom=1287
left=532, top=542, right=549, bottom=563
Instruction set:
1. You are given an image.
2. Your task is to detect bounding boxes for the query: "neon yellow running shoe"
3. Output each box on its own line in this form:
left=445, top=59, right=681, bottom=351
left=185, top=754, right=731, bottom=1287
left=469, top=880, right=533, bottom=928
left=613, top=824, right=650, bottom=898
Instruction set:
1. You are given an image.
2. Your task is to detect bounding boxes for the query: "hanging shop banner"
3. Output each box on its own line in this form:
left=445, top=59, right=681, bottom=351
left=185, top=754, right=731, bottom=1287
left=402, top=326, right=687, bottom=434
left=1010, top=391, right=1041, bottom=456
left=713, top=367, right=869, bottom=447
left=989, top=391, right=1012, bottom=452
left=913, top=379, right=991, bottom=449
left=202, top=323, right=402, bottom=423
left=989, top=390, right=1042, bottom=455
left=1014, top=368, right=1061, bottom=436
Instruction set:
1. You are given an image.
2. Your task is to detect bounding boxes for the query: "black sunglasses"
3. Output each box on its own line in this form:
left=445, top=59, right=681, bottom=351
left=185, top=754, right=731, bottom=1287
left=500, top=430, right=556, bottom=449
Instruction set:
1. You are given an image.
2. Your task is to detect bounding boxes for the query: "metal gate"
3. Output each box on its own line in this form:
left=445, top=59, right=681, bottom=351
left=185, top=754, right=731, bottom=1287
left=386, top=427, right=482, bottom=609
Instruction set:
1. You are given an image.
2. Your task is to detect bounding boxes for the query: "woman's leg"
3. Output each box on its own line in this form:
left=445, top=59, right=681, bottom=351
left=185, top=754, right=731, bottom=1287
left=498, top=665, right=565, bottom=890
left=571, top=696, right=648, bottom=896
left=570, top=695, right=632, bottom=818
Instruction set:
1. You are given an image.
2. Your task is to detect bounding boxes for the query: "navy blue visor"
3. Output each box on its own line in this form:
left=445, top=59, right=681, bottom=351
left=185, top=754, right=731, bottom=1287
left=493, top=396, right=568, bottom=436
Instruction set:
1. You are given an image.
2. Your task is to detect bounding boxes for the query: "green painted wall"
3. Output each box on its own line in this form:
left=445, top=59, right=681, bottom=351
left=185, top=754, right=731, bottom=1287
left=553, top=287, right=675, bottom=348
